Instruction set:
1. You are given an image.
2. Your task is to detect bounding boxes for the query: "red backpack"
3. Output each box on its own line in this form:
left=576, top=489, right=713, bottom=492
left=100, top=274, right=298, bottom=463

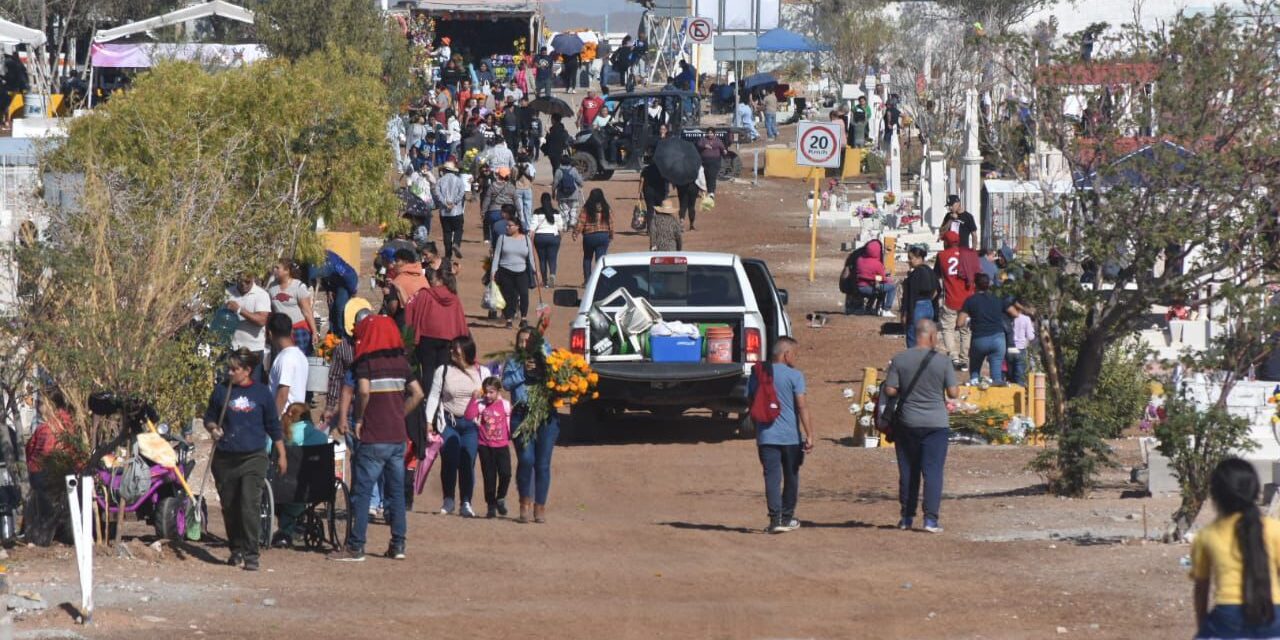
left=749, top=362, right=782, bottom=423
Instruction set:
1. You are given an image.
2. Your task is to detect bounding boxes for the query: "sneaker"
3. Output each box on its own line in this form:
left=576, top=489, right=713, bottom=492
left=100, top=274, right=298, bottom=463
left=496, top=499, right=508, bottom=517
left=460, top=502, right=476, bottom=518
left=967, top=378, right=980, bottom=386
left=439, top=497, right=455, bottom=515
left=242, top=557, right=260, bottom=571
left=226, top=551, right=244, bottom=567
left=486, top=504, right=498, bottom=519
left=923, top=519, right=943, bottom=534
left=879, top=309, right=895, bottom=318
left=775, top=518, right=801, bottom=533
left=897, top=518, right=913, bottom=530
left=270, top=532, right=293, bottom=549
left=327, top=548, right=367, bottom=562
left=766, top=517, right=783, bottom=533
left=386, top=545, right=406, bottom=560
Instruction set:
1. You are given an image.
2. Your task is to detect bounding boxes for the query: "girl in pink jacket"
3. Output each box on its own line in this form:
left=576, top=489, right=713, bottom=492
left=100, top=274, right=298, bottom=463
left=465, top=377, right=513, bottom=518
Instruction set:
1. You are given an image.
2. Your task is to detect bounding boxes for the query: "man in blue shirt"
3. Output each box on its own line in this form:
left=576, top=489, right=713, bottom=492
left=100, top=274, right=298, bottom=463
left=748, top=337, right=814, bottom=533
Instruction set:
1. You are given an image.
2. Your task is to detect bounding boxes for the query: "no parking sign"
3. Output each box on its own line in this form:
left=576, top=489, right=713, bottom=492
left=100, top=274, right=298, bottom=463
left=796, top=121, right=844, bottom=168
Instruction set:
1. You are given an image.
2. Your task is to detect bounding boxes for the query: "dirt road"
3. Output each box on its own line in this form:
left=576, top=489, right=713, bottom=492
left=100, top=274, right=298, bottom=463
left=8, top=124, right=1193, bottom=639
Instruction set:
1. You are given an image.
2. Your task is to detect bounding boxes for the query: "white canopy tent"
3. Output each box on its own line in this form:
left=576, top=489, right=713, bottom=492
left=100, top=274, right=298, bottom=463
left=92, top=0, right=255, bottom=44
left=0, top=17, right=45, bottom=46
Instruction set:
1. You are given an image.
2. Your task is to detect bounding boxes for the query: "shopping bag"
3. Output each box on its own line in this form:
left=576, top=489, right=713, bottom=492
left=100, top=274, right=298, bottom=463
left=483, top=281, right=507, bottom=311
left=631, top=204, right=647, bottom=231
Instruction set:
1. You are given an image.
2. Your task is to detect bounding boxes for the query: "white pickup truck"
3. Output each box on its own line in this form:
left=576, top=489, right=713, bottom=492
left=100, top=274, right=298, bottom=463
left=552, top=252, right=792, bottom=438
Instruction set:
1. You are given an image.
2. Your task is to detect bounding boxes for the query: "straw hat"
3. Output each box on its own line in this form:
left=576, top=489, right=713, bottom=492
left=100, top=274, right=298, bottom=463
left=653, top=198, right=679, bottom=215
left=344, top=297, right=373, bottom=336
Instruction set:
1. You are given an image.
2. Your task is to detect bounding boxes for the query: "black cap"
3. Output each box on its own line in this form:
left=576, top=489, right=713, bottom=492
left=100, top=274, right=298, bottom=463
left=946, top=195, right=961, bottom=206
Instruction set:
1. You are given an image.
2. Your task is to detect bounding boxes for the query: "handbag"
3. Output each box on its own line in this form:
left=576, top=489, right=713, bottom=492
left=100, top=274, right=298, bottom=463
left=876, top=350, right=937, bottom=443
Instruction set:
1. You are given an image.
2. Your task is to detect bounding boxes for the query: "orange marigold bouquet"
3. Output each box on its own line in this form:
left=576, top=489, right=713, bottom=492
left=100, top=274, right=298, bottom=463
left=516, top=347, right=599, bottom=439
left=314, top=332, right=341, bottom=362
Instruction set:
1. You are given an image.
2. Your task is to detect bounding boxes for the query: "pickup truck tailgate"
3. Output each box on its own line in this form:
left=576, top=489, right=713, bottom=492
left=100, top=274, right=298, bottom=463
left=592, top=362, right=748, bottom=409
left=592, top=362, right=742, bottom=382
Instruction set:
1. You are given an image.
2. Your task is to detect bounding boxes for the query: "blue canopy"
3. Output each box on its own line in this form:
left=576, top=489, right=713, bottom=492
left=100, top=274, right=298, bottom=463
left=755, top=28, right=830, bottom=53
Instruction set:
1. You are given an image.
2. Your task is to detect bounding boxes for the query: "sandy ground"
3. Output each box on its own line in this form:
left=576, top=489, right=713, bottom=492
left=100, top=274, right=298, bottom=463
left=5, top=99, right=1195, bottom=640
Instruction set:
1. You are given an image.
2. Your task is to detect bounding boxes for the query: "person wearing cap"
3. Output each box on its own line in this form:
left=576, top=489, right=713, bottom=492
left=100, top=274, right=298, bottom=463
left=330, top=314, right=425, bottom=562
left=434, top=161, right=467, bottom=262
left=940, top=195, right=978, bottom=249
left=433, top=37, right=452, bottom=65
left=649, top=198, right=683, bottom=251
left=935, top=230, right=981, bottom=370
left=324, top=297, right=370, bottom=431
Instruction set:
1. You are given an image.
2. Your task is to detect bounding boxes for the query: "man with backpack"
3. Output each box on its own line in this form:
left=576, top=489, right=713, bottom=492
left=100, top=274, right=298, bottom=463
left=553, top=157, right=583, bottom=231
left=748, top=336, right=814, bottom=534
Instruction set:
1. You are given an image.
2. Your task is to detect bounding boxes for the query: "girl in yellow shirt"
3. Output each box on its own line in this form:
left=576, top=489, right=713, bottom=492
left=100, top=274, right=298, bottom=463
left=1190, top=458, right=1280, bottom=638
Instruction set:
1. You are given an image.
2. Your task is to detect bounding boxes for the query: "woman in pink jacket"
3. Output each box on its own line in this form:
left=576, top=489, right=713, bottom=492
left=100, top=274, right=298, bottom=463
left=854, top=239, right=897, bottom=317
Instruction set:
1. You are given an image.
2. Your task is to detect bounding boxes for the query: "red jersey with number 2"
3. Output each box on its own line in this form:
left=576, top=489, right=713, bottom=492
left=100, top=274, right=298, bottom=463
left=938, top=247, right=974, bottom=310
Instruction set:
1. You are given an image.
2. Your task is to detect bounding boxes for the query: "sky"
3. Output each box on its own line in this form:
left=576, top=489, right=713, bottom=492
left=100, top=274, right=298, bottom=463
left=1026, top=0, right=1251, bottom=34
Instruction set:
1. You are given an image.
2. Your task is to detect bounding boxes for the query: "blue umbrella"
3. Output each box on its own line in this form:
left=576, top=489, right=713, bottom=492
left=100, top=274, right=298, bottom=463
left=742, top=72, right=777, bottom=91
left=550, top=33, right=585, bottom=57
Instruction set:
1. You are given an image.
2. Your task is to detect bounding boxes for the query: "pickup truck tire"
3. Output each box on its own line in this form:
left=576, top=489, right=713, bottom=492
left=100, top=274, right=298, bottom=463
left=735, top=413, right=756, bottom=438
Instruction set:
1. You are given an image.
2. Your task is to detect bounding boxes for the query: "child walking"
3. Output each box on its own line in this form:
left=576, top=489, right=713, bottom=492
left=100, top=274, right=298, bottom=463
left=466, top=377, right=513, bottom=519
left=1190, top=457, right=1280, bottom=638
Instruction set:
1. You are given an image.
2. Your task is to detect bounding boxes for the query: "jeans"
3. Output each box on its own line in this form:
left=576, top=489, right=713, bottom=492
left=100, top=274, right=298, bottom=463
left=582, top=232, right=611, bottom=281
left=484, top=209, right=505, bottom=246
left=758, top=444, right=803, bottom=520
left=440, top=214, right=464, bottom=260
left=516, top=188, right=534, bottom=229
left=856, top=283, right=897, bottom=314
left=701, top=157, right=721, bottom=194
left=346, top=434, right=385, bottom=511
left=477, top=445, right=512, bottom=507
left=894, top=427, right=949, bottom=523
left=939, top=304, right=971, bottom=366
left=536, top=76, right=552, bottom=98
left=440, top=417, right=479, bottom=503
left=764, top=112, right=778, bottom=139
left=348, top=441, right=407, bottom=552
left=1007, top=348, right=1028, bottom=386
left=211, top=449, right=268, bottom=562
left=515, top=414, right=559, bottom=505
left=905, top=299, right=935, bottom=348
left=534, top=233, right=561, bottom=282
left=495, top=267, right=531, bottom=321
left=969, top=333, right=1007, bottom=384
left=1197, top=605, right=1280, bottom=638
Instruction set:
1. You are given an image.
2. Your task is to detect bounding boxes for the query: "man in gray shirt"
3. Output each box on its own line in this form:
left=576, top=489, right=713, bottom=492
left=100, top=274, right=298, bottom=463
left=883, top=319, right=959, bottom=534
left=433, top=162, right=467, bottom=261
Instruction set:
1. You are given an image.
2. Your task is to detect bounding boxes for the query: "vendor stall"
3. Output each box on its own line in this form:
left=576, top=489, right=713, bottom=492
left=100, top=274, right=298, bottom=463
left=406, top=0, right=543, bottom=85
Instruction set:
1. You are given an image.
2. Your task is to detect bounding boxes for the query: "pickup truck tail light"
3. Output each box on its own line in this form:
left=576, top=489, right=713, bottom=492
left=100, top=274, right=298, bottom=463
left=745, top=328, right=762, bottom=362
left=570, top=328, right=587, bottom=354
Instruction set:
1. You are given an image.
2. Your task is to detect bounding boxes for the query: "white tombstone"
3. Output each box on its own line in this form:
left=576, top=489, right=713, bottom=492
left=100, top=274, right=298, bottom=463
left=887, top=126, right=902, bottom=197
left=928, top=149, right=946, bottom=229
left=962, top=88, right=983, bottom=246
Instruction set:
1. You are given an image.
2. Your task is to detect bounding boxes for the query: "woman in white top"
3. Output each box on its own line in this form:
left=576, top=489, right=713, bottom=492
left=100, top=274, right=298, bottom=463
left=267, top=259, right=317, bottom=356
left=424, top=336, right=491, bottom=518
left=529, top=192, right=564, bottom=288
left=592, top=104, right=613, bottom=130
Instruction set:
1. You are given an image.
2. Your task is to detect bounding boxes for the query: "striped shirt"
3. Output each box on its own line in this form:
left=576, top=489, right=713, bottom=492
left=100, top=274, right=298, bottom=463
left=353, top=355, right=412, bottom=444
left=324, top=338, right=354, bottom=414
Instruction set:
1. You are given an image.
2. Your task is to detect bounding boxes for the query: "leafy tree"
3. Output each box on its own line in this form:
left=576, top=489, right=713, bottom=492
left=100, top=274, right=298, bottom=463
left=789, top=0, right=894, bottom=84
left=1003, top=2, right=1280, bottom=495
left=934, top=0, right=1059, bottom=35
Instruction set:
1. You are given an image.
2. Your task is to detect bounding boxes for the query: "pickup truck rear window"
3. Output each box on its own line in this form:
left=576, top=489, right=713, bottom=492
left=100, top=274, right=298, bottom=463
left=592, top=265, right=745, bottom=307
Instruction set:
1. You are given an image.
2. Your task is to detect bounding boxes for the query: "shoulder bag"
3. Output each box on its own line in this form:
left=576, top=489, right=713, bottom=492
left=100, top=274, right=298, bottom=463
left=876, top=350, right=937, bottom=443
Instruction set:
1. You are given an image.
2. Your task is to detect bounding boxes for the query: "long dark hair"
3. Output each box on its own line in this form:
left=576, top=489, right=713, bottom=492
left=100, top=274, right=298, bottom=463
left=540, top=193, right=555, bottom=225
left=584, top=188, right=611, bottom=224
left=1210, top=458, right=1274, bottom=626
left=450, top=335, right=477, bottom=371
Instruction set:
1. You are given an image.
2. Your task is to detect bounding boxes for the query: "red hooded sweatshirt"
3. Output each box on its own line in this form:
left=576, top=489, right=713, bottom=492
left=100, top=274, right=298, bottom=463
left=405, top=285, right=469, bottom=343
left=936, top=231, right=981, bottom=310
left=855, top=239, right=888, bottom=288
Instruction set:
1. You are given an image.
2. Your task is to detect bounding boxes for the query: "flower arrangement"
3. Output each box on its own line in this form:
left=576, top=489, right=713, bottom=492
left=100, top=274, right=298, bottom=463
left=950, top=407, right=1020, bottom=444
left=314, top=333, right=341, bottom=362
left=855, top=203, right=879, bottom=219
left=846, top=384, right=881, bottom=432
left=514, top=347, right=599, bottom=440
left=581, top=41, right=598, bottom=62
left=883, top=191, right=897, bottom=205
left=461, top=147, right=480, bottom=172
left=1269, top=385, right=1280, bottom=429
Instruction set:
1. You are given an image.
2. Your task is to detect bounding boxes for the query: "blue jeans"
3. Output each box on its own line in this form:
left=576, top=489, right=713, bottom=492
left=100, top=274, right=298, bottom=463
left=905, top=299, right=935, bottom=348
left=764, top=112, right=778, bottom=139
left=515, top=414, right=559, bottom=505
left=582, top=232, right=611, bottom=281
left=346, top=433, right=385, bottom=510
left=440, top=417, right=479, bottom=503
left=856, top=282, right=897, bottom=314
left=516, top=188, right=534, bottom=229
left=534, top=233, right=561, bottom=282
left=758, top=444, right=802, bottom=520
left=1007, top=348, right=1028, bottom=386
left=347, top=441, right=406, bottom=552
left=970, top=333, right=1007, bottom=384
left=484, top=209, right=505, bottom=245
left=1198, top=605, right=1280, bottom=638
left=894, top=427, right=949, bottom=523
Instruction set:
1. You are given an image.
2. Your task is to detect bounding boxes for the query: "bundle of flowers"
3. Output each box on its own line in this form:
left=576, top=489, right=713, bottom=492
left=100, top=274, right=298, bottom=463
left=883, top=191, right=897, bottom=205
left=581, top=42, right=598, bottom=62
left=949, top=407, right=1019, bottom=444
left=1269, top=386, right=1280, bottom=428
left=846, top=384, right=880, bottom=431
left=460, top=147, right=480, bottom=172
left=855, top=203, right=878, bottom=218
left=314, top=333, right=341, bottom=362
left=515, top=348, right=598, bottom=439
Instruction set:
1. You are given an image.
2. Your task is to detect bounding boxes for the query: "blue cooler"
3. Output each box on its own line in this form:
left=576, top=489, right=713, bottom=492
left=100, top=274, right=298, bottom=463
left=650, top=335, right=703, bottom=362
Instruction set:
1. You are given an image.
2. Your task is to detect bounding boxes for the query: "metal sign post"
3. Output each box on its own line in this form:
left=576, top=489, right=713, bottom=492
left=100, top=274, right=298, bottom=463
left=795, top=121, right=844, bottom=282
left=713, top=34, right=757, bottom=127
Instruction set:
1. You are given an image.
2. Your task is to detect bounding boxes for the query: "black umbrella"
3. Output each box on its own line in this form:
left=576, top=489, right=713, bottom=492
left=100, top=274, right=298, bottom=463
left=528, top=97, right=574, bottom=118
left=550, top=33, right=586, bottom=57
left=742, top=72, right=778, bottom=91
left=653, top=137, right=701, bottom=186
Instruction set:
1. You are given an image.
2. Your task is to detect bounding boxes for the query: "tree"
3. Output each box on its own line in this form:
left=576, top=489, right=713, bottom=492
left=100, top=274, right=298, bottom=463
left=789, top=0, right=894, bottom=86
left=1003, top=2, right=1280, bottom=495
left=934, top=0, right=1060, bottom=35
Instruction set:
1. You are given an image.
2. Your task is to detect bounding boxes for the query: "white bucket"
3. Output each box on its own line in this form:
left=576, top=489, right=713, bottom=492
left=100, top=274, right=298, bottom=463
left=306, top=357, right=330, bottom=393
left=864, top=436, right=880, bottom=448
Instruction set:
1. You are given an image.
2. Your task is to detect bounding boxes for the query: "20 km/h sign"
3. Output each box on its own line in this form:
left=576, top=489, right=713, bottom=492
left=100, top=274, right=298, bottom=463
left=688, top=17, right=713, bottom=43
left=795, top=121, right=844, bottom=168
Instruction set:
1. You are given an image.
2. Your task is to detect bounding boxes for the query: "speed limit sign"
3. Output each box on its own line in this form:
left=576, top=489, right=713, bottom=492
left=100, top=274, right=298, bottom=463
left=795, top=121, right=844, bottom=168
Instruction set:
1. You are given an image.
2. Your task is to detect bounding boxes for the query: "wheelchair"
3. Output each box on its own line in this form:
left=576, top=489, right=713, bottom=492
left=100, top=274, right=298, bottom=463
left=265, top=442, right=351, bottom=551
